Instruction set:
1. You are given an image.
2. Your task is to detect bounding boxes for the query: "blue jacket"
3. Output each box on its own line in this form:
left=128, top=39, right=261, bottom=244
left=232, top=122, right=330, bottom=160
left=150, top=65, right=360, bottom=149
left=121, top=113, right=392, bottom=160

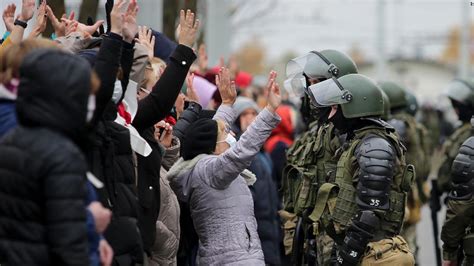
left=86, top=182, right=101, bottom=266
left=0, top=100, right=17, bottom=138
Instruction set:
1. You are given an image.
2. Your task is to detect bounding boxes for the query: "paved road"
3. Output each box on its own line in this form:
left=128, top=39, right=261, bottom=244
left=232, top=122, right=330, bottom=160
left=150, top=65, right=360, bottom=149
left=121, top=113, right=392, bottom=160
left=417, top=204, right=446, bottom=266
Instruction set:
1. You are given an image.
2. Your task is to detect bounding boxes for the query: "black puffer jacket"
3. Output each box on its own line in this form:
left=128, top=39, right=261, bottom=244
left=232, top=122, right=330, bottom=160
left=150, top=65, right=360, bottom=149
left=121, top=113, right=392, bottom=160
left=84, top=34, right=145, bottom=265
left=0, top=50, right=90, bottom=265
left=133, top=44, right=196, bottom=254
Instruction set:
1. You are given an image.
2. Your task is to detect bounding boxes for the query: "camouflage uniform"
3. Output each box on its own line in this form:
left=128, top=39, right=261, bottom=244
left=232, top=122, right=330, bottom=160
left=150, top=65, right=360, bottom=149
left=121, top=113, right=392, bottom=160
left=307, top=74, right=415, bottom=266
left=282, top=49, right=358, bottom=265
left=441, top=135, right=474, bottom=265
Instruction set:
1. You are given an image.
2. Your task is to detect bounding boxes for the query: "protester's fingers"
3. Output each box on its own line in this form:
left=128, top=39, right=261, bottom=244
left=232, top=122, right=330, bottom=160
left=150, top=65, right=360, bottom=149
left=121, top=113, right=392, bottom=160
left=179, top=9, right=185, bottom=27
left=150, top=35, right=155, bottom=48
left=45, top=5, right=54, bottom=19
left=185, top=9, right=193, bottom=28
left=146, top=28, right=152, bottom=41
left=92, top=20, right=104, bottom=31
left=69, top=10, right=75, bottom=20
left=193, top=18, right=200, bottom=30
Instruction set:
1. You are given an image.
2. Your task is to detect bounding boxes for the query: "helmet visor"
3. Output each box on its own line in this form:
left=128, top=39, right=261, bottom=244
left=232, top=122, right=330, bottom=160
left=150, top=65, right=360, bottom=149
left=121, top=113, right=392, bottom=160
left=286, top=52, right=333, bottom=80
left=284, top=73, right=307, bottom=97
left=307, top=77, right=353, bottom=107
left=444, top=80, right=473, bottom=104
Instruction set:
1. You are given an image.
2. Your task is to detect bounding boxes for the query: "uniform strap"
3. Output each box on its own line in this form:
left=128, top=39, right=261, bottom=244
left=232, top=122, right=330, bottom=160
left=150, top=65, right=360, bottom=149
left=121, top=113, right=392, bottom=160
left=309, top=182, right=337, bottom=222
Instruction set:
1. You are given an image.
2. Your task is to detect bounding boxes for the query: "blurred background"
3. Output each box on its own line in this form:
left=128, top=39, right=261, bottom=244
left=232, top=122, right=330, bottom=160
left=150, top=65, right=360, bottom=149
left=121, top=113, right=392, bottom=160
left=0, top=0, right=471, bottom=103
left=1, top=0, right=472, bottom=264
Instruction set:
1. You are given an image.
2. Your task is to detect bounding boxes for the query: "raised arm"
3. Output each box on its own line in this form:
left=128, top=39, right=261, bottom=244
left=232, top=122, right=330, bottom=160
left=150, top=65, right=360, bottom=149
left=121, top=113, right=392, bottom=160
left=203, top=71, right=281, bottom=189
left=212, top=67, right=238, bottom=125
left=8, top=0, right=35, bottom=45
left=90, top=0, right=126, bottom=124
left=133, top=10, right=199, bottom=131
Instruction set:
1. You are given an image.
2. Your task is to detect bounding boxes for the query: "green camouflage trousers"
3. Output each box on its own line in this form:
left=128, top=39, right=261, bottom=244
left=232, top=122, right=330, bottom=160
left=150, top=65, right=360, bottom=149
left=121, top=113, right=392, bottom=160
left=315, top=232, right=334, bottom=266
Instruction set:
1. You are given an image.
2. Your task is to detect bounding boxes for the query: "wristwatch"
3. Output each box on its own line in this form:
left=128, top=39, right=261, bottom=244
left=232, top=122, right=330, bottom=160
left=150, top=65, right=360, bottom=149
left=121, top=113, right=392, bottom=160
left=14, top=19, right=27, bottom=29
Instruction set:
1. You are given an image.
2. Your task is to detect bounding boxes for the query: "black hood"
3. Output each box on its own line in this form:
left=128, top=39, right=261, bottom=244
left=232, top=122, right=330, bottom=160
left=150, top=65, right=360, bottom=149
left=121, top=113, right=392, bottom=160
left=16, top=49, right=92, bottom=138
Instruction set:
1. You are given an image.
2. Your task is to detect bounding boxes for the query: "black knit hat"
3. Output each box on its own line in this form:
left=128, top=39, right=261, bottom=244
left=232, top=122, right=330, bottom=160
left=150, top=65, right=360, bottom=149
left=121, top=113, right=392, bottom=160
left=182, top=118, right=218, bottom=160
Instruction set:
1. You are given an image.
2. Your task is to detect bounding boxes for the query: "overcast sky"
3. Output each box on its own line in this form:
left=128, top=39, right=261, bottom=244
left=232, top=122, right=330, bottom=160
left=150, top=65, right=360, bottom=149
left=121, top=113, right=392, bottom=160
left=230, top=0, right=473, bottom=62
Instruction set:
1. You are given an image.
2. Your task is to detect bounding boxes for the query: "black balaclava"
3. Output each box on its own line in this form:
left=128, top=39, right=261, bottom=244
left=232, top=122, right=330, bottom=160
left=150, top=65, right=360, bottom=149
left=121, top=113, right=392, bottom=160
left=451, top=99, right=474, bottom=123
left=329, top=107, right=368, bottom=137
left=315, top=107, right=331, bottom=123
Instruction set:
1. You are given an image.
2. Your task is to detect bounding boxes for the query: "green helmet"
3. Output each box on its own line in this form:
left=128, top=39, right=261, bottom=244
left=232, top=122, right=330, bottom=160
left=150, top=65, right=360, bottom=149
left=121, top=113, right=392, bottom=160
left=284, top=49, right=358, bottom=97
left=444, top=79, right=474, bottom=106
left=381, top=90, right=391, bottom=120
left=378, top=81, right=408, bottom=110
left=307, top=74, right=384, bottom=119
left=405, top=91, right=419, bottom=116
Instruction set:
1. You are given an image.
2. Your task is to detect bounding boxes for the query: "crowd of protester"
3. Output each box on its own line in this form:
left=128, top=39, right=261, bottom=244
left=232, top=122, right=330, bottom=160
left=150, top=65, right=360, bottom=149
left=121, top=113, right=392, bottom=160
left=0, top=0, right=297, bottom=265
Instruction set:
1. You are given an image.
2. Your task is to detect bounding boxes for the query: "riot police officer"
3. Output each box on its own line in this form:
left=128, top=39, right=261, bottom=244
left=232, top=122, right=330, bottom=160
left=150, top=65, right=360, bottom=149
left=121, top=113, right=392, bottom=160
left=281, top=50, right=358, bottom=265
left=379, top=82, right=430, bottom=261
left=306, top=74, right=415, bottom=265
left=432, top=79, right=474, bottom=195
left=440, top=117, right=474, bottom=266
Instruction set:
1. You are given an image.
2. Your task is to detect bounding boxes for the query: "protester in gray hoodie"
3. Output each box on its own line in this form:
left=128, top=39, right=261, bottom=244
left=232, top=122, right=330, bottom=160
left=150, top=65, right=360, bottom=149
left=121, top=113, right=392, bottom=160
left=167, top=68, right=281, bottom=265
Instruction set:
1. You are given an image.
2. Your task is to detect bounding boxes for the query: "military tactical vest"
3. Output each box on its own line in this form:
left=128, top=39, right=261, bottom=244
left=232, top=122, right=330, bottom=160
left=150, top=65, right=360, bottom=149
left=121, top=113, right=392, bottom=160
left=310, top=125, right=413, bottom=241
left=436, top=123, right=472, bottom=193
left=283, top=122, right=341, bottom=217
left=392, top=112, right=430, bottom=204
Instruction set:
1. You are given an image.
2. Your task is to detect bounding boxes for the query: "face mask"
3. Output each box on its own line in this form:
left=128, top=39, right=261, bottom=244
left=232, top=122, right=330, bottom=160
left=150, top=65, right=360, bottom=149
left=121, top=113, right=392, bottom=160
left=217, top=133, right=237, bottom=147
left=87, top=94, right=96, bottom=123
left=112, top=80, right=123, bottom=104
left=329, top=108, right=348, bottom=133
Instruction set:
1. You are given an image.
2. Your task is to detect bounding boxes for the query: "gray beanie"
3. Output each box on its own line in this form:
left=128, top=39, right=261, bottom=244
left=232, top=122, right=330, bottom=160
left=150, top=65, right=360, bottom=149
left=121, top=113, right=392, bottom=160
left=233, top=96, right=260, bottom=117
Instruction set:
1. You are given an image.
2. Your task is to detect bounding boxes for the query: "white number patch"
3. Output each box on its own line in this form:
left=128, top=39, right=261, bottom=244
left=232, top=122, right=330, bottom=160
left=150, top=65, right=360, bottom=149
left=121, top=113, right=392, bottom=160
left=350, top=251, right=358, bottom=257
left=370, top=199, right=380, bottom=207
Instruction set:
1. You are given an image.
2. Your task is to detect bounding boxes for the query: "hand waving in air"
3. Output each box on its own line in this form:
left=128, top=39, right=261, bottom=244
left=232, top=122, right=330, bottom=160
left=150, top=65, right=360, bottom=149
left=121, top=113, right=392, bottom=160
left=215, top=67, right=237, bottom=106
left=2, top=4, right=16, bottom=32
left=178, top=9, right=200, bottom=48
left=264, top=71, right=281, bottom=113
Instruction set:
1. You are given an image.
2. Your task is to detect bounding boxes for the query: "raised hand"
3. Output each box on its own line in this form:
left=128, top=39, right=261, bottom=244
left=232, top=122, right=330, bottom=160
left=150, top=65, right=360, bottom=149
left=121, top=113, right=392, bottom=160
left=178, top=9, right=200, bottom=48
left=46, top=6, right=71, bottom=37
left=19, top=0, right=35, bottom=22
left=265, top=71, right=281, bottom=113
left=2, top=4, right=16, bottom=32
left=64, top=19, right=79, bottom=36
left=135, top=26, right=155, bottom=60
left=28, top=0, right=47, bottom=38
left=197, top=43, right=208, bottom=73
left=109, top=0, right=126, bottom=35
left=61, top=11, right=104, bottom=37
left=123, top=0, right=139, bottom=43
left=215, top=67, right=237, bottom=106
left=186, top=73, right=200, bottom=103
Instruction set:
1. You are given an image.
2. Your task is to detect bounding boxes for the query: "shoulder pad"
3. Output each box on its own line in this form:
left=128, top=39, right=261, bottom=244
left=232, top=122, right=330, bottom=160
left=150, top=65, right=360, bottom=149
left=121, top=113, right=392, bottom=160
left=388, top=118, right=408, bottom=144
left=450, top=136, right=474, bottom=200
left=355, top=135, right=396, bottom=210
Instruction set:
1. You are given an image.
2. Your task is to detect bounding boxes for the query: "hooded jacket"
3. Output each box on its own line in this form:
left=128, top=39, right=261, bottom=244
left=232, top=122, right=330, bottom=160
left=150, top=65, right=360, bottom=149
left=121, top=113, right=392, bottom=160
left=167, top=105, right=280, bottom=265
left=0, top=49, right=90, bottom=265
